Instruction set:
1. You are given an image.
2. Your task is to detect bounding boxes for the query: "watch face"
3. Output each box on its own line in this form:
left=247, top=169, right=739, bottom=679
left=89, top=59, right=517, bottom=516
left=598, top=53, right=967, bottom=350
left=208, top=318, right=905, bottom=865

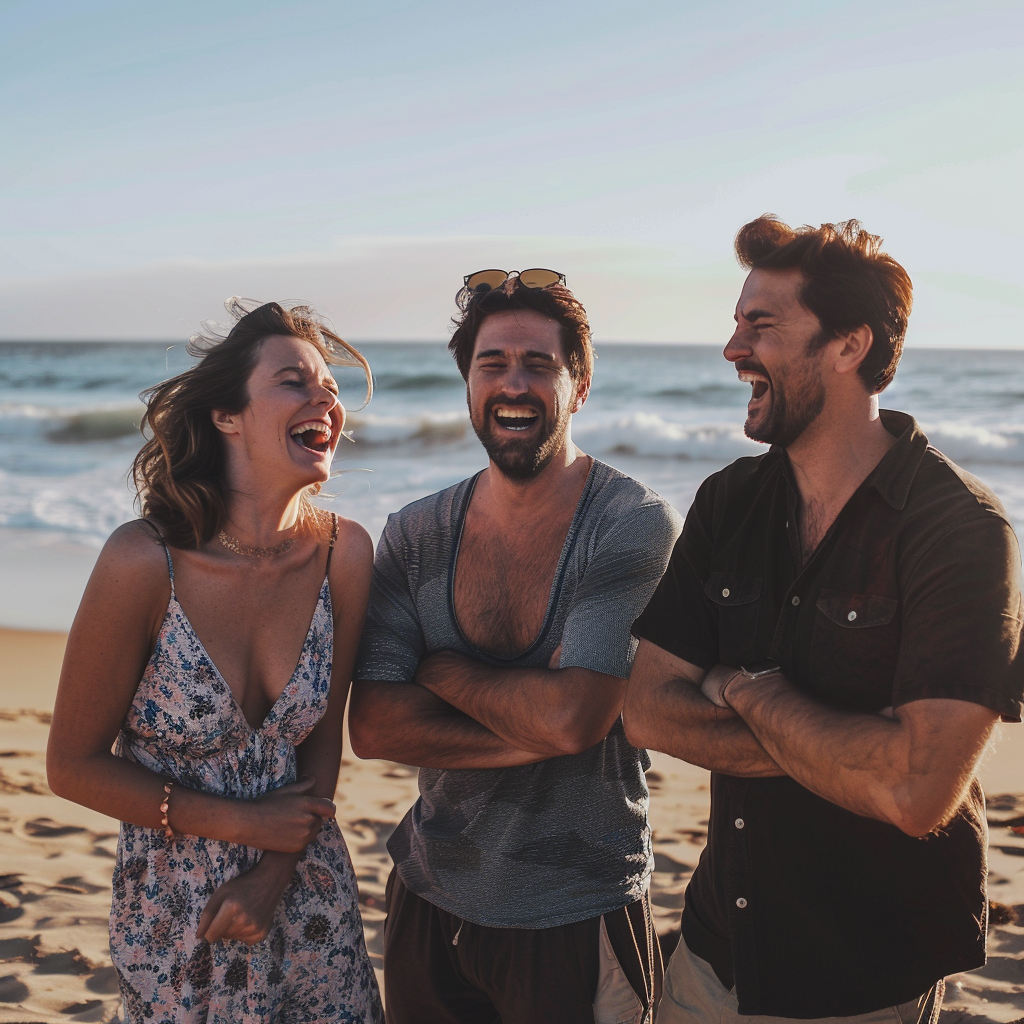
left=742, top=659, right=781, bottom=677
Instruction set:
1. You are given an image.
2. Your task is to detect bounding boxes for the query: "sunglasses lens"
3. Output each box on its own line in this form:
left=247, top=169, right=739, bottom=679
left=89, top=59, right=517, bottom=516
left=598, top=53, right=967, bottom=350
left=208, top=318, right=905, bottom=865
left=518, top=269, right=562, bottom=289
left=465, top=270, right=509, bottom=293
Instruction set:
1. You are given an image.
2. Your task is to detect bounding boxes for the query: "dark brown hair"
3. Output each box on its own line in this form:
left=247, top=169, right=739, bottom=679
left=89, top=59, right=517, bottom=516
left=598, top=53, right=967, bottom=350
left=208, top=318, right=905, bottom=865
left=448, top=279, right=594, bottom=383
left=132, top=299, right=371, bottom=548
left=735, top=215, right=913, bottom=393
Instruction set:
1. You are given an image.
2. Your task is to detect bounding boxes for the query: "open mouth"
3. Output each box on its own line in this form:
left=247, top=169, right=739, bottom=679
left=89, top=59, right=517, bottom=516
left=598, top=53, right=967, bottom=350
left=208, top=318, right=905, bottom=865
left=289, top=420, right=333, bottom=453
left=492, top=405, right=540, bottom=432
left=738, top=370, right=770, bottom=401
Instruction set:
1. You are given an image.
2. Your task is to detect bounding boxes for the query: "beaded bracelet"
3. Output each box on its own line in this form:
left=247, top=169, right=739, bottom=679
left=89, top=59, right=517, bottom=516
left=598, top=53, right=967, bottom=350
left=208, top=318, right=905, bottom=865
left=159, top=781, right=174, bottom=839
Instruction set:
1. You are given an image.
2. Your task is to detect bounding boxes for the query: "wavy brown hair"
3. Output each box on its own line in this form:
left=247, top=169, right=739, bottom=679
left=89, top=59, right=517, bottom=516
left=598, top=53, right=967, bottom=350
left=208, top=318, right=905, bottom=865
left=735, top=215, right=913, bottom=393
left=448, top=278, right=593, bottom=384
left=132, top=299, right=371, bottom=549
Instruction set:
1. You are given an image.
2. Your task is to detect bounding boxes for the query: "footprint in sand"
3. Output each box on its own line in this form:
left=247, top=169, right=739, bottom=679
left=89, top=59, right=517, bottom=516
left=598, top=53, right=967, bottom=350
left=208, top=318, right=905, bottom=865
left=0, top=973, right=31, bottom=1002
left=22, top=818, right=88, bottom=839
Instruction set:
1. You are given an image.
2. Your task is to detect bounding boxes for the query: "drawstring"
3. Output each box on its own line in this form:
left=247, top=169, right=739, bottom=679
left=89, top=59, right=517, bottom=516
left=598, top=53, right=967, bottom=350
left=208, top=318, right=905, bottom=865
left=452, top=919, right=465, bottom=946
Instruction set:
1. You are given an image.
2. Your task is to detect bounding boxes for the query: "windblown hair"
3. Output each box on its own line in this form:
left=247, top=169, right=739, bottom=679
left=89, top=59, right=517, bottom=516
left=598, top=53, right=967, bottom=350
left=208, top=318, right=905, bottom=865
left=132, top=299, right=371, bottom=549
left=448, top=278, right=594, bottom=384
left=735, top=215, right=913, bottom=393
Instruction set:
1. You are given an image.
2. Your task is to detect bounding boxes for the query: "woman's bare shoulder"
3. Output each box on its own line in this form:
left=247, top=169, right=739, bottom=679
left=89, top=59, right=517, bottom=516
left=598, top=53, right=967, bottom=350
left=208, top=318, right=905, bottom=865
left=326, top=514, right=373, bottom=588
left=91, top=520, right=174, bottom=597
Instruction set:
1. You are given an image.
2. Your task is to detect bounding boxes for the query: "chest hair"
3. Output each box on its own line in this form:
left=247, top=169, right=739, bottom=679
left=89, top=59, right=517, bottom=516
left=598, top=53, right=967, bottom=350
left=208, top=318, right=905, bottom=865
left=797, top=497, right=840, bottom=566
left=454, top=510, right=572, bottom=659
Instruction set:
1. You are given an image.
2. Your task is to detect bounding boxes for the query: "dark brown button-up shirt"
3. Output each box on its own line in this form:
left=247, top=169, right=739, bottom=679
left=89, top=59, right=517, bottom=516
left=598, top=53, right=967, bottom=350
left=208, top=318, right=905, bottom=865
left=633, top=411, right=1024, bottom=1018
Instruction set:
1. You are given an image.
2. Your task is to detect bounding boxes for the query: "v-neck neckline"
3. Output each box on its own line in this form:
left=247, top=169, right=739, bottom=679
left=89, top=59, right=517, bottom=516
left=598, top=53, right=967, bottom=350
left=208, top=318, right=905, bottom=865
left=164, top=576, right=331, bottom=734
left=447, top=460, right=598, bottom=662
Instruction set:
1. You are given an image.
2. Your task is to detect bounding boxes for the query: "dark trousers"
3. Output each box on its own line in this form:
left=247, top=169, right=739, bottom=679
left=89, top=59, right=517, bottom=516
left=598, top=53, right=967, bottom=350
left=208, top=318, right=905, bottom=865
left=383, top=869, right=663, bottom=1024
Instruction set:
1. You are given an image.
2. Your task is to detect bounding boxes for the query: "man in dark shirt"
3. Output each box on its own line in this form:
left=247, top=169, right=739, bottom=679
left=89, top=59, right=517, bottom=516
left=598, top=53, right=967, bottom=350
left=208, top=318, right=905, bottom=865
left=625, top=215, right=1024, bottom=1023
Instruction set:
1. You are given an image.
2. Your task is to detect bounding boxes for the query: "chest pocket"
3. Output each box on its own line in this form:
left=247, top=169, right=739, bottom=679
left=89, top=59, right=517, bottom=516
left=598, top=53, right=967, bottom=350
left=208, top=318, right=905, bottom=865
left=810, top=589, right=900, bottom=710
left=705, top=573, right=762, bottom=663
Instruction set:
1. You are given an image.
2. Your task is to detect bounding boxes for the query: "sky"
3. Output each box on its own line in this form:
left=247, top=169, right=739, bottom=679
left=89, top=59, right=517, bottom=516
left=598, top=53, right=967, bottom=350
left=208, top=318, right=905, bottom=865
left=1, top=0, right=1021, bottom=346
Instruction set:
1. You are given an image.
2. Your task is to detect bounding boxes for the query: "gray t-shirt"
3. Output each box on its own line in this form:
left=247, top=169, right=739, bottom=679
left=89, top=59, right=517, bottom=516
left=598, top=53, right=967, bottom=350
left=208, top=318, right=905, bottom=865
left=355, top=460, right=682, bottom=928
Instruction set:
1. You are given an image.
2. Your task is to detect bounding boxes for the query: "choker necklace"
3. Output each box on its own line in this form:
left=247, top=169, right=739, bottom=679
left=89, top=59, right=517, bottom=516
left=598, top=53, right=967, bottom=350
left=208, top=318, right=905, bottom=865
left=217, top=530, right=296, bottom=559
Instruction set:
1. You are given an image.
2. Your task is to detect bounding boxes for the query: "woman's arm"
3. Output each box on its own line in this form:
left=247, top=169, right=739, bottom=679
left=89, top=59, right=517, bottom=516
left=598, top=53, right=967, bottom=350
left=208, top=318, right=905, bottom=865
left=46, top=522, right=334, bottom=853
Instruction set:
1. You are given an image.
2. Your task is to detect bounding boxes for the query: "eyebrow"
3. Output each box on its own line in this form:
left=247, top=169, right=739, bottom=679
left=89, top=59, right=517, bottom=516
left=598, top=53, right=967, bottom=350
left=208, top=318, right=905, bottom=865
left=474, top=348, right=558, bottom=362
left=273, top=366, right=339, bottom=389
left=735, top=308, right=777, bottom=323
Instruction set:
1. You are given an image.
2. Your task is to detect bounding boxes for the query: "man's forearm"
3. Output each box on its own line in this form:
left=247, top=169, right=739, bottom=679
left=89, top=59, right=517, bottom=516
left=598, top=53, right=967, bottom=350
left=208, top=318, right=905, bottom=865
left=622, top=640, right=784, bottom=776
left=348, top=678, right=545, bottom=770
left=723, top=672, right=997, bottom=835
left=623, top=674, right=785, bottom=776
left=416, top=652, right=624, bottom=758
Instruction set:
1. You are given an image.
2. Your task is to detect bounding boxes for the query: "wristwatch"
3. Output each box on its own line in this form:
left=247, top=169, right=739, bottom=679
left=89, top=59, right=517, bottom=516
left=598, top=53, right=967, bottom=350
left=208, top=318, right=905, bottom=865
left=738, top=659, right=781, bottom=679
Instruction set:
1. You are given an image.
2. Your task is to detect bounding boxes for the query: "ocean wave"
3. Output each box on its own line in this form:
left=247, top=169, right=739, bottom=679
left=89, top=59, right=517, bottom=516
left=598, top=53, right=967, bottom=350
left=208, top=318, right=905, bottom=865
left=347, top=411, right=471, bottom=447
left=920, top=421, right=1024, bottom=466
left=1, top=402, right=145, bottom=444
left=576, top=413, right=762, bottom=461
left=375, top=372, right=463, bottom=392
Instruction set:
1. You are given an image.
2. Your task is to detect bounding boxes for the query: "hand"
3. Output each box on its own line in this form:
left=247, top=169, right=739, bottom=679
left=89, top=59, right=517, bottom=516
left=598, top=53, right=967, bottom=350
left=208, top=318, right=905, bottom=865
left=197, top=862, right=287, bottom=945
left=700, top=665, right=743, bottom=709
left=236, top=777, right=336, bottom=853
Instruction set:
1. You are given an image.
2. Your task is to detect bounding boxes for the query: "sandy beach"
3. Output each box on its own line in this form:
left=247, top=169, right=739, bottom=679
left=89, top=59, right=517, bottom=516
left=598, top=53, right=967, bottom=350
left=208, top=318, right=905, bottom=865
left=1, top=626, right=1021, bottom=1023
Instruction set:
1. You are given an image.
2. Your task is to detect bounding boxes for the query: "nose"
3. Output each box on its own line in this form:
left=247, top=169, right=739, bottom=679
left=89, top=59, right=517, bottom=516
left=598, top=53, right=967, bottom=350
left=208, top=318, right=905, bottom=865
left=501, top=362, right=531, bottom=396
left=723, top=327, right=751, bottom=364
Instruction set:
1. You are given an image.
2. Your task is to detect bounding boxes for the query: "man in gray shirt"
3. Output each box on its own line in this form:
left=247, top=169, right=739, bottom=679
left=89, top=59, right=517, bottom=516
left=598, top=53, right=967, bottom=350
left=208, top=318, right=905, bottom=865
left=350, top=270, right=681, bottom=1024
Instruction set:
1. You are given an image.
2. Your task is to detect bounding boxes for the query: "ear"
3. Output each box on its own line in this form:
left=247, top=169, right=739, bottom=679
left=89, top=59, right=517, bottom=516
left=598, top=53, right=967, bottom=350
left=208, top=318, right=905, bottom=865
left=571, top=375, right=592, bottom=414
left=832, top=325, right=873, bottom=378
left=211, top=409, right=240, bottom=435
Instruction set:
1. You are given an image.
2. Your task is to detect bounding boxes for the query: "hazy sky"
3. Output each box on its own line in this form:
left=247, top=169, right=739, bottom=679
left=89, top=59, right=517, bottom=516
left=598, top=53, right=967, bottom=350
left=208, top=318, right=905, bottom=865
left=2, top=0, right=1021, bottom=345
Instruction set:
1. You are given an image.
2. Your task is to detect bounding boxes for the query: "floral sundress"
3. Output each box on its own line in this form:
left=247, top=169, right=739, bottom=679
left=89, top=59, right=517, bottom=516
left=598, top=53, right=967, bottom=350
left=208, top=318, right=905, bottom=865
left=110, top=536, right=382, bottom=1023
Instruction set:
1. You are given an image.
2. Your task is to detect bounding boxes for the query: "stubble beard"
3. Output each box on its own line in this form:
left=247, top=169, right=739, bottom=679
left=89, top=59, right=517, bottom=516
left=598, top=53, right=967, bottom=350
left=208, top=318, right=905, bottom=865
left=744, top=363, right=826, bottom=449
left=743, top=333, right=830, bottom=449
left=470, top=394, right=571, bottom=481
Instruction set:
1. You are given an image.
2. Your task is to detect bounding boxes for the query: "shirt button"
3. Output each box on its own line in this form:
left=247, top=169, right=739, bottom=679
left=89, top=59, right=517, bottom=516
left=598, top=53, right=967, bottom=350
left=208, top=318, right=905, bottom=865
left=722, top=588, right=730, bottom=598
left=736, top=897, right=748, bottom=909
left=848, top=610, right=857, bottom=622
left=791, top=596, right=800, bottom=606
left=734, top=818, right=745, bottom=829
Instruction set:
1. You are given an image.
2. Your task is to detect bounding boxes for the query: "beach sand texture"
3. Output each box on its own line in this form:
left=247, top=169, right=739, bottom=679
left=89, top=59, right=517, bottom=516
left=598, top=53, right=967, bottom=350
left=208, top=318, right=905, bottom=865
left=1, top=627, right=1021, bottom=1023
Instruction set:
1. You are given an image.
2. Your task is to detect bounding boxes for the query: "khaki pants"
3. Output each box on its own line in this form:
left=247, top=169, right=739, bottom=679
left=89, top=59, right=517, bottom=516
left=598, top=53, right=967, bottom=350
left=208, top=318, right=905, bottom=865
left=659, top=937, right=942, bottom=1024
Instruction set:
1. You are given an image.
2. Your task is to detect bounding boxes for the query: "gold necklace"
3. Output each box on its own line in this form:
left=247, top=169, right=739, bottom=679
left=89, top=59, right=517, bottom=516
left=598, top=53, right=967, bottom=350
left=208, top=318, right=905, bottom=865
left=217, top=530, right=296, bottom=559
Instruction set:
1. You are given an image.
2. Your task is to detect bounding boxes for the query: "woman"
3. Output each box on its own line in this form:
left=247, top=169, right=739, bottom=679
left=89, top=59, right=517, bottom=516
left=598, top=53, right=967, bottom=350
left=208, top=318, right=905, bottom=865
left=47, top=300, right=383, bottom=1022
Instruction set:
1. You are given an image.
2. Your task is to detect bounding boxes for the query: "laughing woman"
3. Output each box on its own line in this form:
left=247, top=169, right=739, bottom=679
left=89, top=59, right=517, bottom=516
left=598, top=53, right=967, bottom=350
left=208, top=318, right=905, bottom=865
left=47, top=301, right=383, bottom=1022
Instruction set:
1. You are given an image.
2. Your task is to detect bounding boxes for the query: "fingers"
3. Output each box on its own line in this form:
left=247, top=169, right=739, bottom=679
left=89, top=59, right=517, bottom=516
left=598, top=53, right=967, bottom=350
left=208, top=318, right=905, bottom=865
left=196, top=891, right=221, bottom=941
left=200, top=899, right=237, bottom=944
left=198, top=897, right=269, bottom=945
left=304, top=797, right=337, bottom=819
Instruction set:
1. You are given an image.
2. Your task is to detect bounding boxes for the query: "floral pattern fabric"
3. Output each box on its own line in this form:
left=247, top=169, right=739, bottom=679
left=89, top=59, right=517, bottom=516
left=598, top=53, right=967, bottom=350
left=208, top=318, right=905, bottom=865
left=111, top=547, right=382, bottom=1023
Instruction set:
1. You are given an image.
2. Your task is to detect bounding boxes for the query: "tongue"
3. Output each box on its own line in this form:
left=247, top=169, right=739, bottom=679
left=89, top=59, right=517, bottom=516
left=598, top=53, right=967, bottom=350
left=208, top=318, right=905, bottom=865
left=297, top=429, right=329, bottom=450
left=752, top=381, right=769, bottom=400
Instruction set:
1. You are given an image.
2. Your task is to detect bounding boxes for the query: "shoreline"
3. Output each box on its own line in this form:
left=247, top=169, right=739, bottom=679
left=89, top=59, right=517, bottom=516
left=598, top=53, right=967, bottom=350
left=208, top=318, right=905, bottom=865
left=1, top=628, right=1022, bottom=1022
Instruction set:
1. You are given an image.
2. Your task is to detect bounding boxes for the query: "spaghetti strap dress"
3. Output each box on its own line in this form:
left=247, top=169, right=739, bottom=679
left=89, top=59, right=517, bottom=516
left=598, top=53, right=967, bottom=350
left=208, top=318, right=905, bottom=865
left=110, top=523, right=382, bottom=1023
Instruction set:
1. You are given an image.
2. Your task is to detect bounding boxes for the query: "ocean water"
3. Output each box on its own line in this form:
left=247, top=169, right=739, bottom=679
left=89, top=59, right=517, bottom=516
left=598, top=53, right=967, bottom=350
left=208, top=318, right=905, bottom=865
left=2, top=341, right=1023, bottom=630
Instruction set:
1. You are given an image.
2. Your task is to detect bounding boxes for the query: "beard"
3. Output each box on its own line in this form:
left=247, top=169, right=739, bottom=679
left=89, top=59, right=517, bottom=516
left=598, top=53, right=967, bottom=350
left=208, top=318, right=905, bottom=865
left=470, top=393, right=571, bottom=480
left=742, top=338, right=828, bottom=449
left=745, top=373, right=826, bottom=449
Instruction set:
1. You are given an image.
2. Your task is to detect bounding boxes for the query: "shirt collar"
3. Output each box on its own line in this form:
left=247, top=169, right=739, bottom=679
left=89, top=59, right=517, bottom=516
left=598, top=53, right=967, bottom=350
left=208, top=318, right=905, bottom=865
left=867, top=410, right=929, bottom=510
left=771, top=409, right=929, bottom=512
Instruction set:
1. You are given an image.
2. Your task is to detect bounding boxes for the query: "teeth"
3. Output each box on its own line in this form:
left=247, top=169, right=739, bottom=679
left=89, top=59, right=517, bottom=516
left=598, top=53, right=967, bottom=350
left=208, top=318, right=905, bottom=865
left=737, top=371, right=768, bottom=384
left=493, top=407, right=537, bottom=419
left=290, top=421, right=332, bottom=440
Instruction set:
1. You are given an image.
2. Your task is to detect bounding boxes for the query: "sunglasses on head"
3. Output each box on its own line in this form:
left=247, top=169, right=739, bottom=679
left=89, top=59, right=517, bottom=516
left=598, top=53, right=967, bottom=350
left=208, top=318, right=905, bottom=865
left=463, top=269, right=566, bottom=294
